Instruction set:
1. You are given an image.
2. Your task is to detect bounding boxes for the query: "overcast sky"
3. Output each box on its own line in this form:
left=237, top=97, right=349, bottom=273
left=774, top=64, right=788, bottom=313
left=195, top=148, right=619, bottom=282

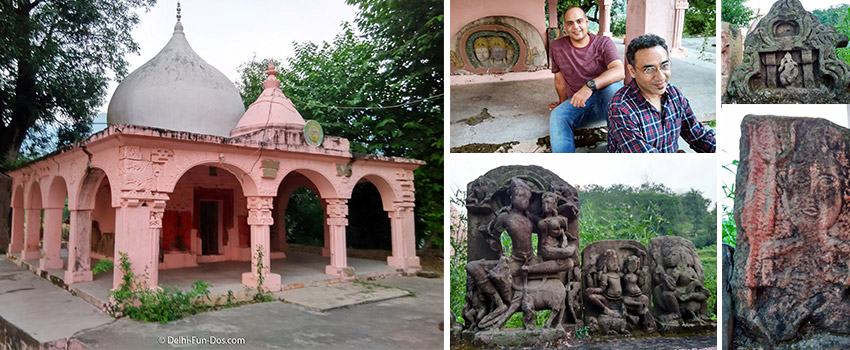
left=745, top=0, right=849, bottom=14
left=448, top=154, right=718, bottom=211
left=99, top=0, right=358, bottom=114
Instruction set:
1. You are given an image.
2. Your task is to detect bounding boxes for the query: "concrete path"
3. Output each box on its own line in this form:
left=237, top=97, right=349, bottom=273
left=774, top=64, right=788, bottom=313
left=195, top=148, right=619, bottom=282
left=0, top=257, right=114, bottom=349
left=0, top=255, right=443, bottom=349
left=71, top=277, right=443, bottom=349
left=450, top=37, right=717, bottom=151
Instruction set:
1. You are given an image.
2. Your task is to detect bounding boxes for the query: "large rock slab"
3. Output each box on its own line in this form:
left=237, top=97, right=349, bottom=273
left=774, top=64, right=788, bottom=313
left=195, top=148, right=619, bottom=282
left=733, top=115, right=850, bottom=348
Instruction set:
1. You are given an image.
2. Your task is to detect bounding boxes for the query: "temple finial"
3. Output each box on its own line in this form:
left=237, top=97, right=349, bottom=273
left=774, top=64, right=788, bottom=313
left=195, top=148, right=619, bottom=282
left=263, top=60, right=281, bottom=90
left=177, top=1, right=182, bottom=22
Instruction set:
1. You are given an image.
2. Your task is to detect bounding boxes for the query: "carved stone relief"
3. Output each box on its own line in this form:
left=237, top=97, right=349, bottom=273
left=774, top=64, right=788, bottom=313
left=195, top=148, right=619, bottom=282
left=732, top=115, right=850, bottom=348
left=726, top=0, right=850, bottom=103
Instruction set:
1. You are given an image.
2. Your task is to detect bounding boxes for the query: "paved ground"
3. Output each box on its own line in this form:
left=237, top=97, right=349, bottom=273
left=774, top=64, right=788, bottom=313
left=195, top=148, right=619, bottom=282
left=72, top=277, right=443, bottom=350
left=0, top=256, right=444, bottom=349
left=450, top=37, right=717, bottom=152
left=13, top=249, right=400, bottom=308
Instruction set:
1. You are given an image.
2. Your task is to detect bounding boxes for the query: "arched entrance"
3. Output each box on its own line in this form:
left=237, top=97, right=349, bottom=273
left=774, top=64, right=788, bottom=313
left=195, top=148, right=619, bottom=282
left=21, top=181, right=43, bottom=261
left=65, top=168, right=112, bottom=284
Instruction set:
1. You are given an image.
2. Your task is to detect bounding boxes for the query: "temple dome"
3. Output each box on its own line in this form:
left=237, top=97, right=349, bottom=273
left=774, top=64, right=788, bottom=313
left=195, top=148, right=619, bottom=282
left=230, top=62, right=306, bottom=137
left=107, top=22, right=245, bottom=137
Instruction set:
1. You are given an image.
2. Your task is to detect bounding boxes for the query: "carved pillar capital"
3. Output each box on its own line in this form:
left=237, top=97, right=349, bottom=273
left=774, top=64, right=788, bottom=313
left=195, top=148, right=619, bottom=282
left=325, top=198, right=349, bottom=226
left=247, top=196, right=274, bottom=226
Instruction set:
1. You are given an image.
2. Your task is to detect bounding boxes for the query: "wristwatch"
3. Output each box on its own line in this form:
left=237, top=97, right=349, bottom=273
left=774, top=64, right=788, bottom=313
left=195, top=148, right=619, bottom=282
left=586, top=79, right=597, bottom=91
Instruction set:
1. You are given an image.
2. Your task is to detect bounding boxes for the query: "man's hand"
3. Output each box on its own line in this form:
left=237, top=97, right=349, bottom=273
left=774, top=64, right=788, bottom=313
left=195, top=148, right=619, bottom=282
left=570, top=85, right=592, bottom=108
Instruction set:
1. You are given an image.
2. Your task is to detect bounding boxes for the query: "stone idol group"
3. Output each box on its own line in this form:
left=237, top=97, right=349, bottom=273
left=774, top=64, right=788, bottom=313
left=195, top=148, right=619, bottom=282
left=453, top=166, right=713, bottom=344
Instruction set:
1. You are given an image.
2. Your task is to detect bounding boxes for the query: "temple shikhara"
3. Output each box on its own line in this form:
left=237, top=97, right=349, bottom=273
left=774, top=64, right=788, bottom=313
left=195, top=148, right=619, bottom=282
left=4, top=14, right=423, bottom=295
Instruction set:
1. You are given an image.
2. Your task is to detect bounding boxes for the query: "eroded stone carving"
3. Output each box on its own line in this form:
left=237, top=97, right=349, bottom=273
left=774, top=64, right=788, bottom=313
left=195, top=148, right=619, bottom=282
left=726, top=0, right=850, bottom=103
left=732, top=115, right=850, bottom=348
left=462, top=174, right=581, bottom=338
left=649, top=236, right=712, bottom=328
left=582, top=240, right=655, bottom=335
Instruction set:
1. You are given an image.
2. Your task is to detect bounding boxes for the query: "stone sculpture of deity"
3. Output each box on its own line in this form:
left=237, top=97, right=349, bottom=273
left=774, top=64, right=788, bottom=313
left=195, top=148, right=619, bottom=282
left=649, top=236, right=711, bottom=327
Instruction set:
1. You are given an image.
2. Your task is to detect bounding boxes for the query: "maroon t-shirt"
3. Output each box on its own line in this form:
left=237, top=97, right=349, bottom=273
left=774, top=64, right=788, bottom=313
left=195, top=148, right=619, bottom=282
left=550, top=34, right=621, bottom=97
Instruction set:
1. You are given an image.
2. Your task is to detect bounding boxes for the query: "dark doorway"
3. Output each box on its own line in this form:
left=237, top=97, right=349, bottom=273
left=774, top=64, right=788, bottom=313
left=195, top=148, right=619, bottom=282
left=200, top=201, right=219, bottom=255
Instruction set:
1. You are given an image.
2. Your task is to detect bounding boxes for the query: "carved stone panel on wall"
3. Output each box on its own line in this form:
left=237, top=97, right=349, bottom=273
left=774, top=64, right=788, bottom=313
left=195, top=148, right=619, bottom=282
left=732, top=115, right=850, bottom=348
left=726, top=0, right=850, bottom=103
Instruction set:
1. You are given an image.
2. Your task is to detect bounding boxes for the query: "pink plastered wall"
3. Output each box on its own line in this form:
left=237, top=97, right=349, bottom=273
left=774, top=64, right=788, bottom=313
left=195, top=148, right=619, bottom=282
left=450, top=0, right=547, bottom=44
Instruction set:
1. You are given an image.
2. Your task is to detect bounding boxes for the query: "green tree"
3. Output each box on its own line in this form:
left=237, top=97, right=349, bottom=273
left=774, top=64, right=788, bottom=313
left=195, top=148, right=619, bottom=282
left=721, top=0, right=757, bottom=28
left=328, top=0, right=443, bottom=249
left=0, top=0, right=156, bottom=163
left=237, top=0, right=444, bottom=250
left=684, top=0, right=717, bottom=36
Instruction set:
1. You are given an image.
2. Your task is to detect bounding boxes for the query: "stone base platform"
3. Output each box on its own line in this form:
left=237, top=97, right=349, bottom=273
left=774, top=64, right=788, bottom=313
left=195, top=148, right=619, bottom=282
left=463, top=326, right=576, bottom=347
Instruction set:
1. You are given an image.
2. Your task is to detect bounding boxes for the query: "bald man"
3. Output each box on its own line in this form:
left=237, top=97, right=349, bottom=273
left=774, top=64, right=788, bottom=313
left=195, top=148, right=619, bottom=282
left=548, top=7, right=624, bottom=153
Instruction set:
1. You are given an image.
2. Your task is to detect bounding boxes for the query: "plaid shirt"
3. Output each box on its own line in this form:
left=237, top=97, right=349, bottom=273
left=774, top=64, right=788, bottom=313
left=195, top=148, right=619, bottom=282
left=607, top=80, right=715, bottom=153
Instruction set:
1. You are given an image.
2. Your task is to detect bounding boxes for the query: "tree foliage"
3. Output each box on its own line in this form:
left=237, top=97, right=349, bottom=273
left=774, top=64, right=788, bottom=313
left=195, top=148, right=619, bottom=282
left=684, top=0, right=716, bottom=36
left=0, top=0, right=156, bottom=163
left=579, top=182, right=716, bottom=248
left=237, top=0, right=443, bottom=249
left=721, top=0, right=757, bottom=28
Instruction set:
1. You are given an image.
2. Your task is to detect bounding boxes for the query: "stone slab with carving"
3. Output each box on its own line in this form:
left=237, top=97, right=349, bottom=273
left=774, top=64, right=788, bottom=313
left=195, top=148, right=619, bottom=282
left=725, top=0, right=850, bottom=103
left=461, top=166, right=580, bottom=345
left=732, top=115, right=850, bottom=348
left=648, top=236, right=713, bottom=331
left=721, top=22, right=743, bottom=99
left=582, top=240, right=656, bottom=335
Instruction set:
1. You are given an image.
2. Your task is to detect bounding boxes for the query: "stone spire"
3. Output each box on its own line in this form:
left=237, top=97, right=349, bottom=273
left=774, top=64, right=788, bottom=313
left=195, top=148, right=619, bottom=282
left=230, top=60, right=307, bottom=137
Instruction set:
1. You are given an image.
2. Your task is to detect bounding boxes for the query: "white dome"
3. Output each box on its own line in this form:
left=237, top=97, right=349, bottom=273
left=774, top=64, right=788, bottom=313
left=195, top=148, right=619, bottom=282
left=107, top=22, right=245, bottom=137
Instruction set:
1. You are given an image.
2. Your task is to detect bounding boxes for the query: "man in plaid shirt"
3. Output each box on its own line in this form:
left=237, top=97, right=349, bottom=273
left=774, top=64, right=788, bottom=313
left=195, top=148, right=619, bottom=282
left=607, top=34, right=716, bottom=153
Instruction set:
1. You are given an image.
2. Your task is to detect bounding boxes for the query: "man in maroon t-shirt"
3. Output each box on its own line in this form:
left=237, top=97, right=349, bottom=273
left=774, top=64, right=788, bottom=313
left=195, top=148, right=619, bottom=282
left=549, top=7, right=624, bottom=153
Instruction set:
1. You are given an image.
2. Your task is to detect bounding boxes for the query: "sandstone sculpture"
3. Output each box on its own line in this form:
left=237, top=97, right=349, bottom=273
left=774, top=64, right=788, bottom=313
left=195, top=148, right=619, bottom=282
left=649, top=236, right=712, bottom=329
left=725, top=0, right=850, bottom=103
left=732, top=115, right=850, bottom=348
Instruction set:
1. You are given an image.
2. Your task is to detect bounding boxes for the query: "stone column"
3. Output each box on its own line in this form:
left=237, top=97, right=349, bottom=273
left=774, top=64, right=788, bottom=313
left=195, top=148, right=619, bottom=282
left=65, top=209, right=93, bottom=283
left=547, top=0, right=558, bottom=29
left=322, top=200, right=330, bottom=257
left=8, top=207, right=24, bottom=253
left=598, top=0, right=613, bottom=37
left=39, top=206, right=64, bottom=270
left=22, top=207, right=41, bottom=260
left=112, top=199, right=164, bottom=290
left=242, top=196, right=281, bottom=292
left=387, top=202, right=421, bottom=272
left=671, top=0, right=689, bottom=57
left=324, top=198, right=354, bottom=279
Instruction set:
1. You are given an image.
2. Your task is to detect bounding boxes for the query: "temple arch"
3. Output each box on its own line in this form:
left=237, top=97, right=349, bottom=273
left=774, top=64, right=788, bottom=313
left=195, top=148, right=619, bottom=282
left=8, top=185, right=25, bottom=253
left=21, top=181, right=43, bottom=261
left=40, top=176, right=69, bottom=270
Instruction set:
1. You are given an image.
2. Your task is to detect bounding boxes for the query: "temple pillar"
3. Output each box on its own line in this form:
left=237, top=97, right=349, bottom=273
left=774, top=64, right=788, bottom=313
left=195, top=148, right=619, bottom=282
left=671, top=0, right=689, bottom=57
left=321, top=200, right=330, bottom=258
left=8, top=207, right=24, bottom=253
left=547, top=0, right=558, bottom=29
left=112, top=199, right=165, bottom=290
left=625, top=0, right=676, bottom=83
left=324, top=198, right=354, bottom=279
left=39, top=207, right=63, bottom=270
left=65, top=209, right=93, bottom=283
left=22, top=208, right=41, bottom=260
left=598, top=0, right=613, bottom=37
left=387, top=202, right=421, bottom=272
left=242, top=196, right=281, bottom=292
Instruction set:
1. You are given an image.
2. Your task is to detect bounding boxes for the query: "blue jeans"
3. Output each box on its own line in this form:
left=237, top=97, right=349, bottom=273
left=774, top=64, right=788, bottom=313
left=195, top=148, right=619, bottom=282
left=549, top=82, right=624, bottom=153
